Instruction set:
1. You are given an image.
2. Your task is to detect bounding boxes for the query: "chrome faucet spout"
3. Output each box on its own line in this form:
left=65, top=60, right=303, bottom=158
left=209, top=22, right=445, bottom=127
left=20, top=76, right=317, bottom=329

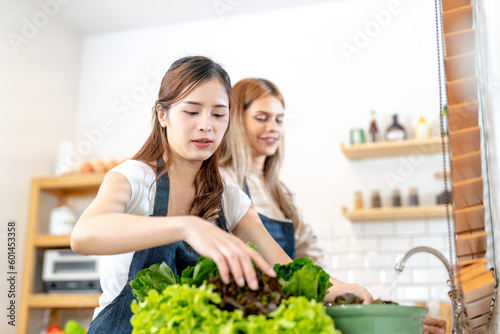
left=395, top=246, right=453, bottom=280
left=395, top=246, right=460, bottom=334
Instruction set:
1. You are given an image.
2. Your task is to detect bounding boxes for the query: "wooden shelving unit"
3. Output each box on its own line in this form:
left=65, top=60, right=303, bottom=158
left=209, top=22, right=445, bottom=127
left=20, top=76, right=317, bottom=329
left=19, top=172, right=106, bottom=334
left=341, top=137, right=448, bottom=160
left=341, top=137, right=450, bottom=222
left=342, top=205, right=451, bottom=222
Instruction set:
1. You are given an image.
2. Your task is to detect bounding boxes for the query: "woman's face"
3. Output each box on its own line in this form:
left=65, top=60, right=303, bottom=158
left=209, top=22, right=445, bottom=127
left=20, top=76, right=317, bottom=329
left=243, top=95, right=284, bottom=160
left=159, top=79, right=229, bottom=164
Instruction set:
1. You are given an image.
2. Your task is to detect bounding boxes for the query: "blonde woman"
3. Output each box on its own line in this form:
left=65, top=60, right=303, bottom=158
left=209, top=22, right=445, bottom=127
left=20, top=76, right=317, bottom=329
left=219, top=78, right=325, bottom=265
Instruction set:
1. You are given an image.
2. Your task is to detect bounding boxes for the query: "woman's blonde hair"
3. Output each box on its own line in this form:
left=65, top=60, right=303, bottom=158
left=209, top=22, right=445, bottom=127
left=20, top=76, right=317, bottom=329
left=220, top=78, right=297, bottom=220
left=133, top=56, right=231, bottom=221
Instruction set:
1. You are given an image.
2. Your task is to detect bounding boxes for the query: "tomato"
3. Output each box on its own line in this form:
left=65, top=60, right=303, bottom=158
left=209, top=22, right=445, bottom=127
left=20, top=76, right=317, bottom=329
left=46, top=324, right=64, bottom=334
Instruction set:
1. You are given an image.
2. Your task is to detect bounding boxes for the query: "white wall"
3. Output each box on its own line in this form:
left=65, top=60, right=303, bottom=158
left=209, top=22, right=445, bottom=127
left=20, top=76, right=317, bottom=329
left=74, top=0, right=452, bottom=312
left=0, top=2, right=82, bottom=334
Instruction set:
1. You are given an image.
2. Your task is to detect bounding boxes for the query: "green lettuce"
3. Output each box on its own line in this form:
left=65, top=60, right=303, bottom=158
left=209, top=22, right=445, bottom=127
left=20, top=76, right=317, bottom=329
left=130, top=284, right=242, bottom=334
left=130, top=284, right=341, bottom=334
left=130, top=262, right=180, bottom=302
left=180, top=256, right=219, bottom=286
left=273, top=257, right=333, bottom=301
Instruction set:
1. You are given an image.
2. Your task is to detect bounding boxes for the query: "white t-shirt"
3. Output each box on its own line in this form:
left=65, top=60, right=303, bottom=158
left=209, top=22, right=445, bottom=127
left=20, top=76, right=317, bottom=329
left=93, top=160, right=251, bottom=318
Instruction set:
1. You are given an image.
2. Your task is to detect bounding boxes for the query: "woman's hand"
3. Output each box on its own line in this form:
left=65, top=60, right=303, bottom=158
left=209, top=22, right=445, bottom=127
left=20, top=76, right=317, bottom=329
left=324, top=277, right=374, bottom=305
left=422, top=315, right=446, bottom=334
left=183, top=216, right=276, bottom=290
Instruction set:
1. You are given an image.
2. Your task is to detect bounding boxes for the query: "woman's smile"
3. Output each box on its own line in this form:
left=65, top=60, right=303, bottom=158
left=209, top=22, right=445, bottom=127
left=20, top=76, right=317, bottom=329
left=258, top=136, right=279, bottom=146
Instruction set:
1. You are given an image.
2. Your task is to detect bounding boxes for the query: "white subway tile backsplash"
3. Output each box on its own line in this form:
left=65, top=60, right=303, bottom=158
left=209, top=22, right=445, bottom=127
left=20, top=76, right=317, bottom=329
left=318, top=237, right=348, bottom=255
left=379, top=236, right=412, bottom=252
left=349, top=237, right=378, bottom=252
left=395, top=220, right=427, bottom=235
left=429, top=284, right=453, bottom=302
left=364, top=222, right=395, bottom=236
left=364, top=253, right=398, bottom=268
left=337, top=254, right=364, bottom=269
left=427, top=219, right=451, bottom=234
left=393, top=251, right=428, bottom=267
left=330, top=270, right=348, bottom=282
left=330, top=255, right=339, bottom=270
left=412, top=268, right=448, bottom=284
left=367, top=285, right=393, bottom=301
left=427, top=252, right=453, bottom=267
left=333, top=221, right=364, bottom=237
left=388, top=269, right=413, bottom=284
left=324, top=215, right=470, bottom=310
left=350, top=269, right=384, bottom=285
left=412, top=236, right=447, bottom=249
left=397, top=285, right=430, bottom=301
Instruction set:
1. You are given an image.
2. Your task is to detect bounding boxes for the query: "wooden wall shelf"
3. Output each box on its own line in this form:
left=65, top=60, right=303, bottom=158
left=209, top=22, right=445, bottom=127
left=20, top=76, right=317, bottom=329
left=27, top=293, right=101, bottom=308
left=37, top=172, right=106, bottom=197
left=33, top=235, right=71, bottom=248
left=341, top=137, right=448, bottom=160
left=342, top=205, right=451, bottom=222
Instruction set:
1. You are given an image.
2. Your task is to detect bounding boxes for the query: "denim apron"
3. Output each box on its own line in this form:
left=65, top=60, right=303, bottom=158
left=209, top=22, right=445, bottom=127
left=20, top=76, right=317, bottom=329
left=88, top=165, right=228, bottom=333
left=243, top=178, right=295, bottom=259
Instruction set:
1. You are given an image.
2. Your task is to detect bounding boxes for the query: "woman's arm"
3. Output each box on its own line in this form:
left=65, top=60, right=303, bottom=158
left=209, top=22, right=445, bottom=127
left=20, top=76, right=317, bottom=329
left=71, top=172, right=189, bottom=255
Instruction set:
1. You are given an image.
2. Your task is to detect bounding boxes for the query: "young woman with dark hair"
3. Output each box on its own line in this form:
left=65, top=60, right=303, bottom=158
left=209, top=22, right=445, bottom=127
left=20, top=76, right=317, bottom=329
left=71, top=57, right=287, bottom=333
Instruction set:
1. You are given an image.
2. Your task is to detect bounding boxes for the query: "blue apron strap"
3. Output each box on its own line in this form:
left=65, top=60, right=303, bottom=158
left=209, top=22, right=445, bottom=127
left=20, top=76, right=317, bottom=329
left=243, top=176, right=295, bottom=258
left=152, top=157, right=169, bottom=215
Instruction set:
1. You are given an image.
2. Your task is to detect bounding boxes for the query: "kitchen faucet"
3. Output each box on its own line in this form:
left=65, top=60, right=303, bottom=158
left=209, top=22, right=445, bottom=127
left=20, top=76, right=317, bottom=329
left=395, top=246, right=461, bottom=334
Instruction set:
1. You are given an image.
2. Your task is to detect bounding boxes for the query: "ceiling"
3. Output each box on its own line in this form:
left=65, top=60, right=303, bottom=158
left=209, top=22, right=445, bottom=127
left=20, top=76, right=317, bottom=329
left=57, top=0, right=332, bottom=35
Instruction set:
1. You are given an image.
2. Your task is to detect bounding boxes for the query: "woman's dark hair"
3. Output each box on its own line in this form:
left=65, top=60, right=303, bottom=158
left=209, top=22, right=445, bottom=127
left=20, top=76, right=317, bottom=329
left=133, top=56, right=232, bottom=221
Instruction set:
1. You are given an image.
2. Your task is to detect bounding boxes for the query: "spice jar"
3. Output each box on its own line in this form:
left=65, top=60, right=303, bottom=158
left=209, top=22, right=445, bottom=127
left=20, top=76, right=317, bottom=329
left=409, top=187, right=419, bottom=206
left=371, top=190, right=381, bottom=208
left=392, top=189, right=401, bottom=207
left=354, top=191, right=363, bottom=210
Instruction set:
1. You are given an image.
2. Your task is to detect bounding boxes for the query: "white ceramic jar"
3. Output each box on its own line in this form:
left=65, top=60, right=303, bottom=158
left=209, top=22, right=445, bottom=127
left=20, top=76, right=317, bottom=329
left=49, top=206, right=77, bottom=235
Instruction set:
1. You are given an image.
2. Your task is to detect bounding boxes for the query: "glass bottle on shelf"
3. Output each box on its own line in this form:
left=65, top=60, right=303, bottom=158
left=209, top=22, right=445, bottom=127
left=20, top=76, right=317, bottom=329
left=371, top=190, right=381, bottom=208
left=414, top=116, right=431, bottom=140
left=409, top=187, right=420, bottom=206
left=354, top=191, right=363, bottom=210
left=369, top=110, right=379, bottom=142
left=392, top=189, right=402, bottom=207
left=385, top=114, right=407, bottom=141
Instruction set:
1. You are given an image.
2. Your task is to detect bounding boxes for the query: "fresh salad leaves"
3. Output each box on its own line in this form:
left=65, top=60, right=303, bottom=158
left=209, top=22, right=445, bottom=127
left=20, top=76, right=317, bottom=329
left=130, top=283, right=241, bottom=334
left=130, top=284, right=340, bottom=334
left=130, top=255, right=218, bottom=301
left=207, top=269, right=284, bottom=317
left=130, top=262, right=179, bottom=301
left=180, top=256, right=219, bottom=286
left=330, top=293, right=398, bottom=306
left=274, top=257, right=333, bottom=301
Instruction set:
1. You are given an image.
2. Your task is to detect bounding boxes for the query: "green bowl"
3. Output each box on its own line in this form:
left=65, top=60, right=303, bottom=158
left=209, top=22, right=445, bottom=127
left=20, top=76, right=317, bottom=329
left=326, top=304, right=428, bottom=334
